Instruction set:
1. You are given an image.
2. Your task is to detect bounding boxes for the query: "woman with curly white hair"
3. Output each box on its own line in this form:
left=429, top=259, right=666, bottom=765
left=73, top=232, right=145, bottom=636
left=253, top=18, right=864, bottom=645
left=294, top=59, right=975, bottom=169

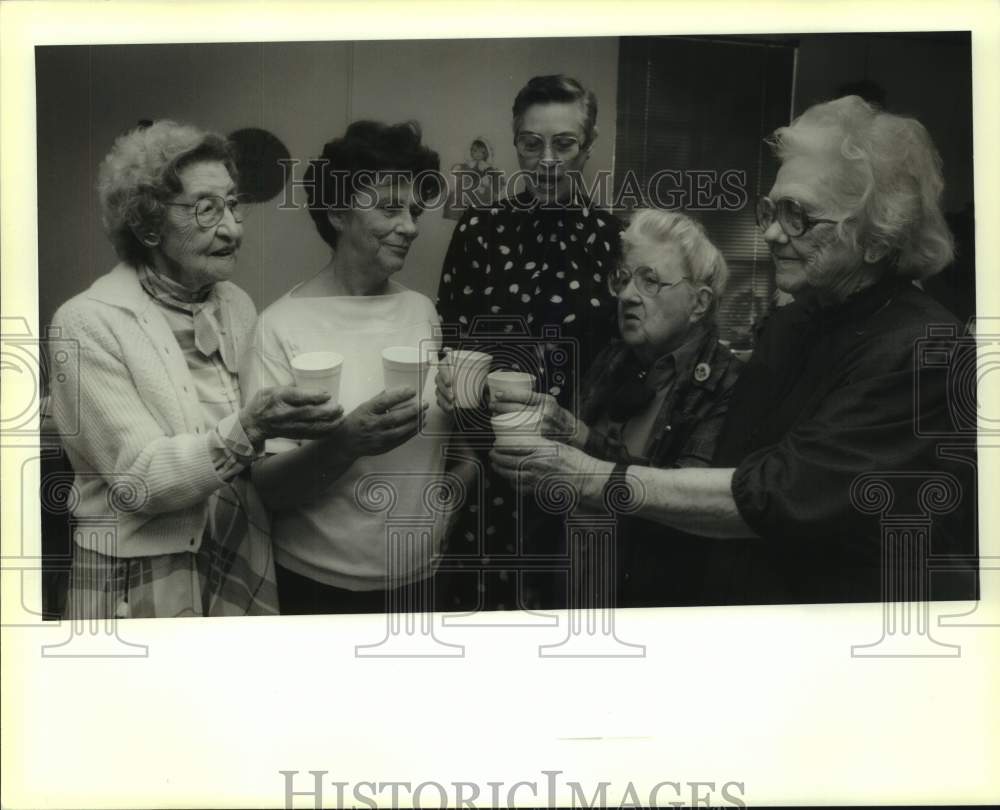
left=49, top=120, right=343, bottom=618
left=491, top=95, right=977, bottom=605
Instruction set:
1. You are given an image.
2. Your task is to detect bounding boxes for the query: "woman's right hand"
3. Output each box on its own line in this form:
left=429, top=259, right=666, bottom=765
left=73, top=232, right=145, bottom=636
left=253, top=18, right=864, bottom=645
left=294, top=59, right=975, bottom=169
left=240, top=386, right=344, bottom=447
left=334, top=387, right=429, bottom=459
left=491, top=389, right=589, bottom=447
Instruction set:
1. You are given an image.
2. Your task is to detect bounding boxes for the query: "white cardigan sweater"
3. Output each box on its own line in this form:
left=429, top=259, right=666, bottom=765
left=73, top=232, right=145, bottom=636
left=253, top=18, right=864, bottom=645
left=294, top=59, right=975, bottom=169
left=50, top=264, right=259, bottom=557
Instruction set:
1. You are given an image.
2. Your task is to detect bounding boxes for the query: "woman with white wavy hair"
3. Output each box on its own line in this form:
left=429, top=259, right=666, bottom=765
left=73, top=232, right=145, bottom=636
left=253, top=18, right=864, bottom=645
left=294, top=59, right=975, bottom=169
left=49, top=120, right=343, bottom=618
left=759, top=94, right=955, bottom=293
left=491, top=95, right=976, bottom=606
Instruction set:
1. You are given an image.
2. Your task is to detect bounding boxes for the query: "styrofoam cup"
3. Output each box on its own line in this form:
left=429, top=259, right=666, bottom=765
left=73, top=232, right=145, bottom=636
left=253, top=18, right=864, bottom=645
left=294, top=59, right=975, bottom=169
left=491, top=408, right=544, bottom=447
left=487, top=370, right=535, bottom=404
left=290, top=351, right=343, bottom=406
left=382, top=345, right=430, bottom=396
left=449, top=350, right=493, bottom=408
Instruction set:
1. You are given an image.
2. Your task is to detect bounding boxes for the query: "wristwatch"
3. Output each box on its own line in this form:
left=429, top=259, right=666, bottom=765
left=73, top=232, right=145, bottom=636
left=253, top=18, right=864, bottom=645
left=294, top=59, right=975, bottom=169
left=601, top=461, right=632, bottom=512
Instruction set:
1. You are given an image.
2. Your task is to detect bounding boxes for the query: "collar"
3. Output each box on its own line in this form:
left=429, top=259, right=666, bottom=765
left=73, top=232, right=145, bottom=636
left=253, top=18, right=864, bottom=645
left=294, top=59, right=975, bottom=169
left=138, top=265, right=213, bottom=307
left=85, top=263, right=236, bottom=314
left=84, top=263, right=157, bottom=314
left=645, top=324, right=711, bottom=390
left=506, top=189, right=595, bottom=215
left=796, top=274, right=907, bottom=327
left=85, top=263, right=238, bottom=372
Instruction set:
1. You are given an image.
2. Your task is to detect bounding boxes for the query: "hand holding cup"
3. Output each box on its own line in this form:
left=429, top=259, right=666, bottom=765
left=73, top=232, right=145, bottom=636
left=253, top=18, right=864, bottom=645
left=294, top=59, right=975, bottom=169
left=240, top=385, right=344, bottom=448
left=491, top=388, right=585, bottom=446
left=335, top=386, right=429, bottom=459
left=436, top=348, right=492, bottom=420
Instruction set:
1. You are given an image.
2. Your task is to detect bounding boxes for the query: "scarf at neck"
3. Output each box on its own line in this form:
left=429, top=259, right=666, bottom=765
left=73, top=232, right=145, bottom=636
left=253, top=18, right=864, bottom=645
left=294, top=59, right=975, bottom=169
left=137, top=266, right=236, bottom=372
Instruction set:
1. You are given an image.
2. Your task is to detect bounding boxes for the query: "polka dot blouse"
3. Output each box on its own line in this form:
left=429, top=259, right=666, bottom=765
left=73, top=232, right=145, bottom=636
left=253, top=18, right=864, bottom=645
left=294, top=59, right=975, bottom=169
left=437, top=192, right=623, bottom=407
left=434, top=192, right=624, bottom=611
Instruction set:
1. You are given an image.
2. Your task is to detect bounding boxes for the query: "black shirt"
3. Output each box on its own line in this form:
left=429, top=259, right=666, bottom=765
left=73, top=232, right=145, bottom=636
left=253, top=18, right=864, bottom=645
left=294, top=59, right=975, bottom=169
left=712, top=278, right=978, bottom=604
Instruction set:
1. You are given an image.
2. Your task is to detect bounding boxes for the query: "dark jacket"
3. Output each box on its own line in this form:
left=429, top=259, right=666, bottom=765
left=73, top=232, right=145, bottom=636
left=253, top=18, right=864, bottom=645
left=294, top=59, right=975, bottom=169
left=580, top=326, right=744, bottom=606
left=711, top=278, right=978, bottom=604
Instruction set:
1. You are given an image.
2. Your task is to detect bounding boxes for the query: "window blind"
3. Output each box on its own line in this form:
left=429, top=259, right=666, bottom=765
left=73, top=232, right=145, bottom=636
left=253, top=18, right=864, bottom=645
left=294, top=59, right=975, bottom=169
left=613, top=36, right=796, bottom=347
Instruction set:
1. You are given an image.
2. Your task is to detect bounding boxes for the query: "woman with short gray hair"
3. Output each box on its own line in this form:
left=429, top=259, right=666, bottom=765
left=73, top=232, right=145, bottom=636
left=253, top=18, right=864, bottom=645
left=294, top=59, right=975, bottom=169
left=623, top=208, right=730, bottom=315
left=490, top=208, right=742, bottom=606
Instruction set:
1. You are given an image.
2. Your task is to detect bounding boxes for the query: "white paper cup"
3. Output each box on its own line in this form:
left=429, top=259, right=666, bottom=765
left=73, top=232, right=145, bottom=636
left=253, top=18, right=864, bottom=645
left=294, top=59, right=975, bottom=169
left=487, top=370, right=536, bottom=404
left=491, top=408, right=544, bottom=447
left=290, top=351, right=343, bottom=405
left=449, top=350, right=493, bottom=408
left=382, top=345, right=430, bottom=396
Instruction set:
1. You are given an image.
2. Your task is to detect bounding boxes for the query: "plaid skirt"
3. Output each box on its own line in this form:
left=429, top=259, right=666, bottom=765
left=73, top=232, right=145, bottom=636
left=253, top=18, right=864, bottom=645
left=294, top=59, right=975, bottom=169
left=64, top=478, right=278, bottom=619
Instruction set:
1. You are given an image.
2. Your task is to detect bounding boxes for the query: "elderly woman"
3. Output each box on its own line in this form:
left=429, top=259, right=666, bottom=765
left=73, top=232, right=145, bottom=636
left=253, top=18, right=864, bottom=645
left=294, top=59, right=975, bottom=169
left=436, top=74, right=623, bottom=611
left=49, top=121, right=343, bottom=618
left=491, top=95, right=977, bottom=606
left=241, top=120, right=450, bottom=615
left=487, top=209, right=741, bottom=606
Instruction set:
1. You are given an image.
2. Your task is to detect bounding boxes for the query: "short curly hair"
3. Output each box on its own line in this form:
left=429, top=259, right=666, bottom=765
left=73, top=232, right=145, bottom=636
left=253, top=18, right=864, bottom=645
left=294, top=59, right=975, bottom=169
left=511, top=75, right=599, bottom=148
left=623, top=209, right=729, bottom=317
left=768, top=95, right=954, bottom=279
left=304, top=120, right=441, bottom=250
left=97, top=120, right=238, bottom=268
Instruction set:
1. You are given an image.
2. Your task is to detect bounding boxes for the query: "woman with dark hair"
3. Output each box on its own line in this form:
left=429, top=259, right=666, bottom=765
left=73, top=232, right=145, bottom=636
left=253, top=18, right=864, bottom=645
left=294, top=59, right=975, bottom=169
left=49, top=120, right=343, bottom=618
left=438, top=74, right=620, bottom=370
left=242, top=120, right=453, bottom=615
left=435, top=74, right=623, bottom=611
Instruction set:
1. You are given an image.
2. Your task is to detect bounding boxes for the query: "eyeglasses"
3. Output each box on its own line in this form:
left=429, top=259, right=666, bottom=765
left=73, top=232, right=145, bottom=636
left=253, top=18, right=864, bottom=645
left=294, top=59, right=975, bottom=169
left=514, top=133, right=582, bottom=160
left=164, top=194, right=250, bottom=229
left=755, top=195, right=841, bottom=238
left=607, top=265, right=687, bottom=298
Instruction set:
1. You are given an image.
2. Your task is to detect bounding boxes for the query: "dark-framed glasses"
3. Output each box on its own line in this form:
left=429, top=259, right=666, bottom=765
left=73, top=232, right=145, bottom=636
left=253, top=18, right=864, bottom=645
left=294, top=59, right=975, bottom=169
left=514, top=133, right=582, bottom=160
left=755, top=195, right=840, bottom=238
left=164, top=194, right=250, bottom=228
left=607, top=265, right=687, bottom=298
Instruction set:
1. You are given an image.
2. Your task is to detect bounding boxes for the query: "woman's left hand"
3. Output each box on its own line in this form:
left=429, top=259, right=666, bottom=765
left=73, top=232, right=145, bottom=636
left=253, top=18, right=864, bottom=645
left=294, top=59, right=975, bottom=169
left=434, top=350, right=457, bottom=421
left=489, top=437, right=612, bottom=500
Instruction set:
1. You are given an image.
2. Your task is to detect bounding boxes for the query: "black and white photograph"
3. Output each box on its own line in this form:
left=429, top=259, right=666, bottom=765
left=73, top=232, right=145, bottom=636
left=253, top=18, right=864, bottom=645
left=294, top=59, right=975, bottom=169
left=2, top=1, right=998, bottom=808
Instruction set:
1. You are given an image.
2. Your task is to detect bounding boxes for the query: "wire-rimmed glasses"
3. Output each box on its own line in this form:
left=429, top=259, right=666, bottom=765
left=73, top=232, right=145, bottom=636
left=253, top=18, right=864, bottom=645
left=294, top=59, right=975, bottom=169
left=164, top=194, right=250, bottom=229
left=607, top=265, right=688, bottom=298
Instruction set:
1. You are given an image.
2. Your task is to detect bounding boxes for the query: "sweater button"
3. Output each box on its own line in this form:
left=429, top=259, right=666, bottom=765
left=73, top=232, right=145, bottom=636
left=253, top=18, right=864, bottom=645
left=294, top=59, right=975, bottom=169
left=189, top=537, right=195, bottom=546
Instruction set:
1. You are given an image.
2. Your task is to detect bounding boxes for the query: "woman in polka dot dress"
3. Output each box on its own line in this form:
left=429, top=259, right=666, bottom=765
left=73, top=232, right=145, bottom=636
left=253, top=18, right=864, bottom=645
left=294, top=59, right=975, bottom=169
left=435, top=75, right=622, bottom=611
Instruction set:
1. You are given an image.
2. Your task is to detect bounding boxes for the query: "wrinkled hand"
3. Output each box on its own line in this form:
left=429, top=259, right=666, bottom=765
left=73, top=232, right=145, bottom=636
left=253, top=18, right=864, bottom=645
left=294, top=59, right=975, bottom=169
left=334, top=387, right=429, bottom=459
left=240, top=386, right=344, bottom=447
left=491, top=389, right=588, bottom=447
left=489, top=437, right=612, bottom=500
